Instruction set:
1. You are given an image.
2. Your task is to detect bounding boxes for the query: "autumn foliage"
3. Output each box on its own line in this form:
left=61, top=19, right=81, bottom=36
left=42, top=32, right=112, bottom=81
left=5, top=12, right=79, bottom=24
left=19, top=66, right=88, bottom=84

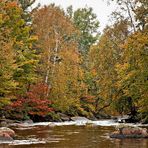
left=0, top=0, right=147, bottom=123
left=6, top=83, right=53, bottom=120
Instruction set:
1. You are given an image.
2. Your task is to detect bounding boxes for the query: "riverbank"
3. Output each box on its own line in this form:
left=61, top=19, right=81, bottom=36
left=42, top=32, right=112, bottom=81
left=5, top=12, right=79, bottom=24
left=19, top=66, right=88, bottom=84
left=1, top=117, right=148, bottom=129
left=1, top=114, right=148, bottom=128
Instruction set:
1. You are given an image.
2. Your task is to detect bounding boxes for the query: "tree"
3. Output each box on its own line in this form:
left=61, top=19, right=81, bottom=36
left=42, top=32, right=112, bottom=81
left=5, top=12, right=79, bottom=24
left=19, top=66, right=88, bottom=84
left=72, top=7, right=100, bottom=54
left=0, top=0, right=38, bottom=113
left=109, top=0, right=148, bottom=31
left=115, top=31, right=148, bottom=121
left=88, top=19, right=130, bottom=114
left=6, top=83, right=53, bottom=120
left=0, top=14, right=16, bottom=107
left=108, top=0, right=148, bottom=121
left=32, top=5, right=84, bottom=114
left=66, top=7, right=100, bottom=115
left=18, top=0, right=36, bottom=11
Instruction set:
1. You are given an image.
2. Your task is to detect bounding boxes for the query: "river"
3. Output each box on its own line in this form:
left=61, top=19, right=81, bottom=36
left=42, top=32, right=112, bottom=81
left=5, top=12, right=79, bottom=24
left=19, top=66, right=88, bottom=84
left=0, top=120, right=148, bottom=148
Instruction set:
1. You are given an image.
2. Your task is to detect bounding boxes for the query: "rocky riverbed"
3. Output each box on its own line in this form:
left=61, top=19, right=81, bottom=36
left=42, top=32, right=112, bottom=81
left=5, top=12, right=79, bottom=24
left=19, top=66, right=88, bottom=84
left=0, top=117, right=148, bottom=147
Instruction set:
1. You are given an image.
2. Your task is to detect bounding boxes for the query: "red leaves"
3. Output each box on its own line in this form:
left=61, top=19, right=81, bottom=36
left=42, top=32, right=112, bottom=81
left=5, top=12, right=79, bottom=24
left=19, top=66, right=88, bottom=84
left=10, top=99, right=23, bottom=108
left=6, top=83, right=53, bottom=118
left=25, top=83, right=53, bottom=116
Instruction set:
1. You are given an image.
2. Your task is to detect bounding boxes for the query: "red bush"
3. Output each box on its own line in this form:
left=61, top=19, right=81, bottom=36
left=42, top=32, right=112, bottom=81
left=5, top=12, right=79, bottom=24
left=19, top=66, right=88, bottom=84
left=6, top=83, right=53, bottom=119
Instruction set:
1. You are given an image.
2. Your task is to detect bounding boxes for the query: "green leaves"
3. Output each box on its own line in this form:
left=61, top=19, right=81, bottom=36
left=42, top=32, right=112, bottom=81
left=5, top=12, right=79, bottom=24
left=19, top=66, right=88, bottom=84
left=0, top=0, right=38, bottom=108
left=73, top=7, right=100, bottom=54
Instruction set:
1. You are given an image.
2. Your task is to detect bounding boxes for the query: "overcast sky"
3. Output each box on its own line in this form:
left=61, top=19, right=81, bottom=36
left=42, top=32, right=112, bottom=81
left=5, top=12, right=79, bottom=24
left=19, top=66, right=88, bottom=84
left=34, top=0, right=117, bottom=32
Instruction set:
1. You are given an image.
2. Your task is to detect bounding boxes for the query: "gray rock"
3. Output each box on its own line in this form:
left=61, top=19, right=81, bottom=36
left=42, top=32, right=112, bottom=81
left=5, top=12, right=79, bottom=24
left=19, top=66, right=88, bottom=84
left=110, top=127, right=148, bottom=139
left=58, top=113, right=71, bottom=121
left=71, top=116, right=91, bottom=122
left=95, top=112, right=111, bottom=119
left=48, top=123, right=56, bottom=127
left=0, top=119, right=17, bottom=127
left=23, top=119, right=33, bottom=124
left=0, top=127, right=15, bottom=141
left=0, top=121, right=7, bottom=127
left=0, top=134, right=13, bottom=141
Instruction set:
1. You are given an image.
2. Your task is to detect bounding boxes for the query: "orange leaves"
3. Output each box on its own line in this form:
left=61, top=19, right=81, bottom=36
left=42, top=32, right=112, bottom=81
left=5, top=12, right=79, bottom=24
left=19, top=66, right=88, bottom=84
left=32, top=5, right=84, bottom=113
left=5, top=1, right=18, bottom=9
left=10, top=99, right=24, bottom=108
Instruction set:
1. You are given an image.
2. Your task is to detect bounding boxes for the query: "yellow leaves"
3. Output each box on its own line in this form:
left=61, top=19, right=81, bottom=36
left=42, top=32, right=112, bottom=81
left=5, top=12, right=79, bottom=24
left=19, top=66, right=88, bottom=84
left=32, top=5, right=83, bottom=108
left=27, top=35, right=38, bottom=48
left=114, top=31, right=148, bottom=108
left=0, top=13, right=3, bottom=24
left=17, top=59, right=37, bottom=67
left=123, top=31, right=148, bottom=54
left=115, top=63, right=129, bottom=75
left=0, top=97, right=11, bottom=108
left=17, top=19, right=25, bottom=26
left=15, top=40, right=24, bottom=47
left=91, top=68, right=97, bottom=76
left=29, top=35, right=38, bottom=42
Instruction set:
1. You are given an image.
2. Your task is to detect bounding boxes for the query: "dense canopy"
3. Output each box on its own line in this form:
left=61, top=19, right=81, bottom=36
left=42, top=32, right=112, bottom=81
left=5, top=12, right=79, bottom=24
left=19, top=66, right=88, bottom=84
left=0, top=0, right=147, bottom=123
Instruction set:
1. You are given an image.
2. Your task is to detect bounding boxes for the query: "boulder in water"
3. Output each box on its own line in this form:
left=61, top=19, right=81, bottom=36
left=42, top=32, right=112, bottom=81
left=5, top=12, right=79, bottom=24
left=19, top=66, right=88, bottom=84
left=110, top=127, right=148, bottom=138
left=0, top=127, right=15, bottom=141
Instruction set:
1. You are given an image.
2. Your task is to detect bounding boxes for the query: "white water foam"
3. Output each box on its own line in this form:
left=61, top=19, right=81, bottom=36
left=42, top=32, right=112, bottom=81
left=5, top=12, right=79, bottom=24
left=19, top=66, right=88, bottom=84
left=14, top=119, right=148, bottom=127
left=0, top=139, right=46, bottom=145
left=10, top=139, right=46, bottom=145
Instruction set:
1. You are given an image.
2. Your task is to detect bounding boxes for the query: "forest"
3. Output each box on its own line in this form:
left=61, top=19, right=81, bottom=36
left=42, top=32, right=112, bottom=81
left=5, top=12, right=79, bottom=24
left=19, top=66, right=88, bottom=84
left=0, top=0, right=147, bottom=124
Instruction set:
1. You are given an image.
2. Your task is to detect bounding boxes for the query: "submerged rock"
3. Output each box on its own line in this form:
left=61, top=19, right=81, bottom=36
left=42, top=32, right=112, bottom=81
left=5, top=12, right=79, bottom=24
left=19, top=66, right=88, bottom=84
left=110, top=127, right=148, bottom=138
left=0, top=127, right=15, bottom=141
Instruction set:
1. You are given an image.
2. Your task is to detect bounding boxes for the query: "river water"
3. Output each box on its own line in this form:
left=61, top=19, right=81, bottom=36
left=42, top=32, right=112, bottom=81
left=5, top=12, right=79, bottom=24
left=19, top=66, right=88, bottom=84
left=0, top=120, right=148, bottom=148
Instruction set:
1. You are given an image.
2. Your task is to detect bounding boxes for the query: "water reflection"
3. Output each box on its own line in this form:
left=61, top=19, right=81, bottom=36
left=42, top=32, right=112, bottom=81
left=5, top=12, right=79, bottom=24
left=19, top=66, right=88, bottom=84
left=114, top=138, right=148, bottom=148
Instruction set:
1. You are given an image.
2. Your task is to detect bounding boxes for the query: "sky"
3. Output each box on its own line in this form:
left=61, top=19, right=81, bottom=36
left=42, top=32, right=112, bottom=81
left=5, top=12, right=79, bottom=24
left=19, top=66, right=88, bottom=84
left=34, top=0, right=117, bottom=32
